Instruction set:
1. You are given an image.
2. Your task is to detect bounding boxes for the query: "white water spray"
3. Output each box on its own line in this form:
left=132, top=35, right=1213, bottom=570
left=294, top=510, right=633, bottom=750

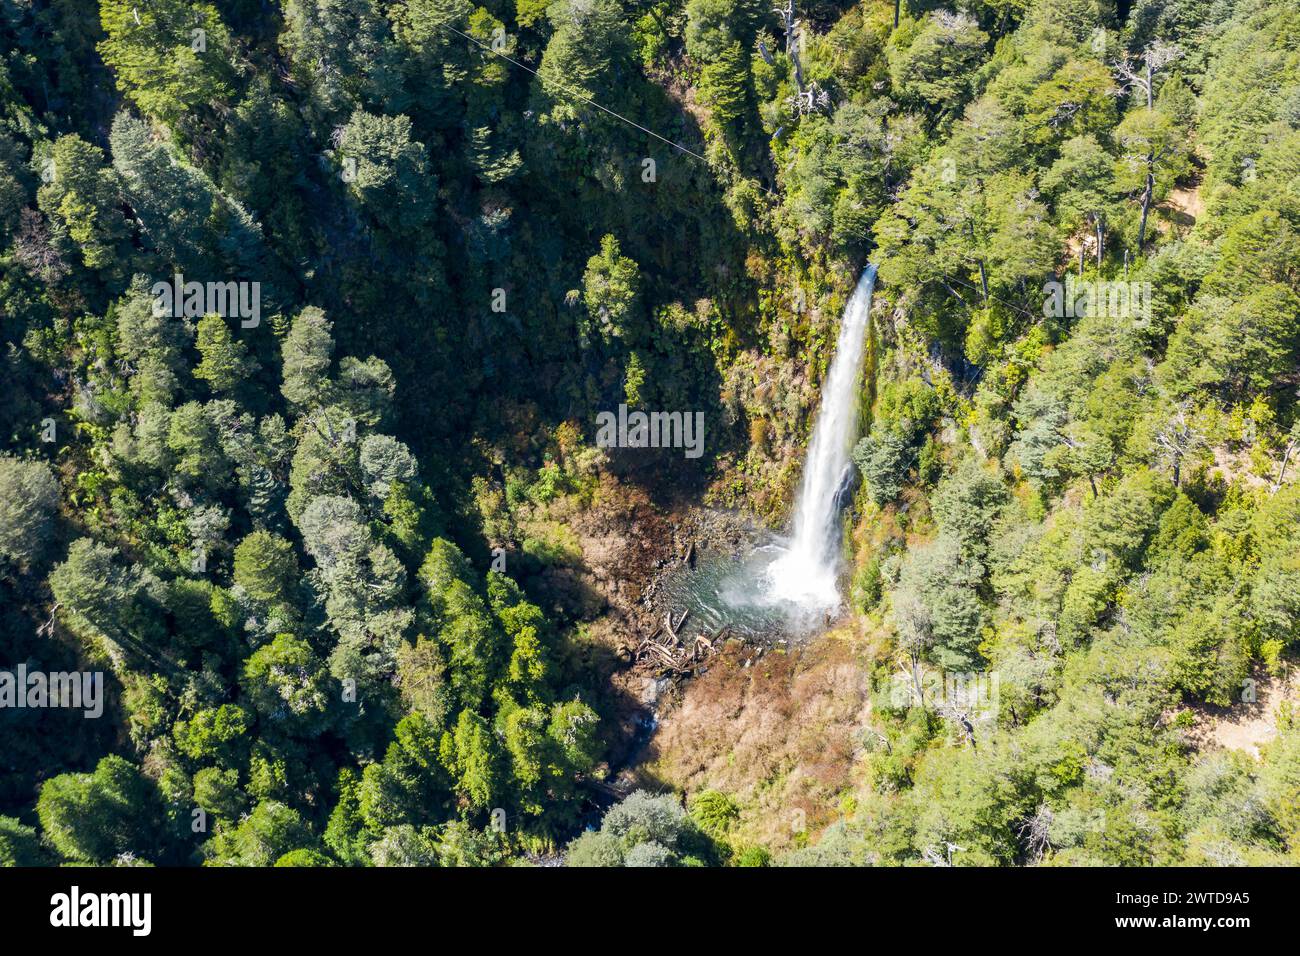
left=765, top=265, right=877, bottom=609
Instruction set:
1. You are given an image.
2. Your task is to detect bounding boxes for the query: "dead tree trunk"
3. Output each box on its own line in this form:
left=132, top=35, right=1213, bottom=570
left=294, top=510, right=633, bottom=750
left=774, top=1, right=804, bottom=92
left=910, top=652, right=926, bottom=709
left=1273, top=430, right=1300, bottom=493
left=1137, top=164, right=1154, bottom=250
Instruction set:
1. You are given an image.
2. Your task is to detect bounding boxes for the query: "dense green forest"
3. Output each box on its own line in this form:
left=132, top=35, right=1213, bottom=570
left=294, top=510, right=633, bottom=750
left=0, top=0, right=1298, bottom=867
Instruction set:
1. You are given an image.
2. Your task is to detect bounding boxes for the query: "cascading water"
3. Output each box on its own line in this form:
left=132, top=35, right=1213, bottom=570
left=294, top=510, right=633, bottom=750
left=649, top=265, right=878, bottom=639
left=764, top=264, right=878, bottom=609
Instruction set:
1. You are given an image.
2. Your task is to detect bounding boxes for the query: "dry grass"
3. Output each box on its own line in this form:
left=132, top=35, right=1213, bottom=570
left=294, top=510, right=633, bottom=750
left=637, top=622, right=888, bottom=852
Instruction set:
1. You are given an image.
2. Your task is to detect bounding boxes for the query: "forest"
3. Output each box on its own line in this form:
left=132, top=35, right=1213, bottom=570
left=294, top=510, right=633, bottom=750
left=0, top=0, right=1298, bottom=868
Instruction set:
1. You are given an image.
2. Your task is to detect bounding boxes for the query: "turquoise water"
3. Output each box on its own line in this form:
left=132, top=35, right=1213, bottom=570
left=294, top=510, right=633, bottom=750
left=649, top=542, right=836, bottom=643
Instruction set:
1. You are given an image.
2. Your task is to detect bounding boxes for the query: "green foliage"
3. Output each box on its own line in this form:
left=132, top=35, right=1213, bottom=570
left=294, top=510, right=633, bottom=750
left=688, top=789, right=740, bottom=839
left=98, top=0, right=236, bottom=125
left=853, top=430, right=908, bottom=505
left=3, top=0, right=1299, bottom=873
left=193, top=767, right=247, bottom=823
left=536, top=0, right=630, bottom=120
left=887, top=11, right=989, bottom=117
left=233, top=531, right=299, bottom=605
left=36, top=134, right=130, bottom=273
left=0, top=816, right=46, bottom=866
left=174, top=705, right=254, bottom=767
left=0, top=455, right=58, bottom=569
left=242, top=635, right=333, bottom=733
left=194, top=315, right=255, bottom=394
left=582, top=234, right=643, bottom=344
left=566, top=790, right=721, bottom=867
left=204, top=800, right=316, bottom=866
left=37, top=756, right=166, bottom=864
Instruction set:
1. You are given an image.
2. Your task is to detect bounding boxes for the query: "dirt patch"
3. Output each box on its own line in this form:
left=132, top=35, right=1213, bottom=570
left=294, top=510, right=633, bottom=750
left=1164, top=183, right=1205, bottom=223
left=634, top=622, right=885, bottom=852
left=1157, top=181, right=1204, bottom=238
left=1208, top=445, right=1272, bottom=492
left=1185, top=669, right=1298, bottom=760
left=519, top=474, right=691, bottom=774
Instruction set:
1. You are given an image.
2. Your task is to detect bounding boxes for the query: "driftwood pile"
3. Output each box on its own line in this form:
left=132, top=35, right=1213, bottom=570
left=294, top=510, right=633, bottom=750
left=634, top=607, right=725, bottom=677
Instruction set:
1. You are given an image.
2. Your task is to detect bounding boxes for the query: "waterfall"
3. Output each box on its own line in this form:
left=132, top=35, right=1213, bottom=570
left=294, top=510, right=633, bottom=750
left=766, top=265, right=878, bottom=609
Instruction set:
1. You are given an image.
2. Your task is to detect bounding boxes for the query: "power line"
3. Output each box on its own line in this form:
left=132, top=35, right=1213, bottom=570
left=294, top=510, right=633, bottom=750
left=445, top=22, right=1050, bottom=322
left=441, top=24, right=781, bottom=198
left=443, top=24, right=711, bottom=164
left=938, top=269, right=1045, bottom=323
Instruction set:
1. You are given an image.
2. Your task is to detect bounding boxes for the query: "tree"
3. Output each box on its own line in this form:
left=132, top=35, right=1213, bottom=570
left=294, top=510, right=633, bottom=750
left=0, top=455, right=59, bottom=570
left=337, top=355, right=396, bottom=427
left=280, top=0, right=404, bottom=116
left=1160, top=287, right=1300, bottom=400
left=281, top=307, right=336, bottom=410
left=388, top=0, right=476, bottom=126
left=684, top=0, right=763, bottom=62
left=565, top=829, right=625, bottom=866
left=98, top=0, right=236, bottom=125
left=367, top=825, right=440, bottom=866
left=0, top=816, right=46, bottom=866
left=337, top=111, right=438, bottom=236
left=502, top=704, right=549, bottom=796
left=242, top=634, right=332, bottom=734
left=602, top=790, right=690, bottom=848
left=166, top=401, right=232, bottom=491
left=174, top=704, right=254, bottom=766
left=37, top=755, right=167, bottom=864
left=931, top=458, right=1008, bottom=563
left=360, top=434, right=418, bottom=502
left=547, top=698, right=601, bottom=775
left=853, top=431, right=909, bottom=505
left=1023, top=58, right=1116, bottom=148
left=894, top=534, right=987, bottom=670
left=233, top=531, right=299, bottom=606
left=582, top=234, right=643, bottom=344
left=887, top=12, right=989, bottom=118
left=297, top=495, right=412, bottom=687
left=396, top=636, right=453, bottom=731
left=276, top=848, right=337, bottom=866
left=114, top=279, right=191, bottom=378
left=434, top=819, right=510, bottom=866
left=1151, top=403, right=1204, bottom=488
left=442, top=708, right=500, bottom=810
left=566, top=790, right=715, bottom=866
left=1042, top=135, right=1117, bottom=266
left=193, top=767, right=247, bottom=823
left=536, top=0, right=631, bottom=121
left=194, top=315, right=256, bottom=394
left=697, top=42, right=756, bottom=153
left=1112, top=47, right=1192, bottom=250
left=110, top=113, right=266, bottom=277
left=48, top=538, right=165, bottom=664
left=36, top=134, right=129, bottom=272
left=1202, top=208, right=1300, bottom=301
left=204, top=800, right=315, bottom=866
